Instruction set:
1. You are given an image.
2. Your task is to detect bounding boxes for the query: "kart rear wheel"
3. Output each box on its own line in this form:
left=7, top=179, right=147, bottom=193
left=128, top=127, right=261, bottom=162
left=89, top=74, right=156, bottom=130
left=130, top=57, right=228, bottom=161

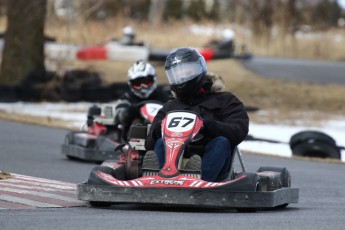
left=64, top=133, right=79, bottom=161
left=257, top=167, right=291, bottom=209
left=257, top=166, right=291, bottom=188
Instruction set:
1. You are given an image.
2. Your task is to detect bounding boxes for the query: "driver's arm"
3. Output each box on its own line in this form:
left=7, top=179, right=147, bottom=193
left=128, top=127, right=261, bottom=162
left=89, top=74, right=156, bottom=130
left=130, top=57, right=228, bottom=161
left=145, top=109, right=166, bottom=150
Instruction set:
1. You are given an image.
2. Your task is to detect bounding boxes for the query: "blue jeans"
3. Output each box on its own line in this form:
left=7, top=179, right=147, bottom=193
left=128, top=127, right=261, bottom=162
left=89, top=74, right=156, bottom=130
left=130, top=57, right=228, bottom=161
left=154, top=136, right=232, bottom=182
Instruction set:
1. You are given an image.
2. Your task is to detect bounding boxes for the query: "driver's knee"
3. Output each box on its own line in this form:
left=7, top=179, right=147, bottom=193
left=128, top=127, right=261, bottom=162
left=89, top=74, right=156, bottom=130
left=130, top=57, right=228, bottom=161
left=153, top=138, right=165, bottom=168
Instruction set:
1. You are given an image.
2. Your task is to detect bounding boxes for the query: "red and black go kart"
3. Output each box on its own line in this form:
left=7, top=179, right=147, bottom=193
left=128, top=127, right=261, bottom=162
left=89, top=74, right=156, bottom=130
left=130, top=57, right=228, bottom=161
left=78, top=111, right=299, bottom=211
left=61, top=101, right=163, bottom=163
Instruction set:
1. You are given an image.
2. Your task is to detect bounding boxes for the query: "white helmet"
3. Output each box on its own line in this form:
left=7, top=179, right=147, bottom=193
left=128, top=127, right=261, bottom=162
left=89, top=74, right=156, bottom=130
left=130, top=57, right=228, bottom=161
left=222, top=29, right=235, bottom=41
left=127, top=60, right=157, bottom=98
left=122, top=26, right=135, bottom=38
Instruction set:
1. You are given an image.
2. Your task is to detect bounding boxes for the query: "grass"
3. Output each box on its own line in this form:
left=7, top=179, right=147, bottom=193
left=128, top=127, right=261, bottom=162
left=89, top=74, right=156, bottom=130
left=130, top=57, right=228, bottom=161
left=1, top=18, right=345, bottom=127
left=45, top=19, right=345, bottom=125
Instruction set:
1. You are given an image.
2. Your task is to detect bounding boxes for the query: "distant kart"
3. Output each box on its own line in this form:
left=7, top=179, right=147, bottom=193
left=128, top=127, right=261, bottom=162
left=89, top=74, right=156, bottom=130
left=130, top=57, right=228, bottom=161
left=78, top=111, right=299, bottom=211
left=61, top=101, right=163, bottom=163
left=149, top=39, right=252, bottom=62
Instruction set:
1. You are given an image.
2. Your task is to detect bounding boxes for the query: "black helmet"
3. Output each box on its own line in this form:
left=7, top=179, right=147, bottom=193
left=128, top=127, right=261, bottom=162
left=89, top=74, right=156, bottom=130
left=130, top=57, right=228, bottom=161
left=165, top=47, right=207, bottom=100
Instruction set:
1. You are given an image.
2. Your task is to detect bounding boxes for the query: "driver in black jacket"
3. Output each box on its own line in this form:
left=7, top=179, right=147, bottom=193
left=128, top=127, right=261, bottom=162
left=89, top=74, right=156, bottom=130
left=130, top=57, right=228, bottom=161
left=145, top=48, right=249, bottom=182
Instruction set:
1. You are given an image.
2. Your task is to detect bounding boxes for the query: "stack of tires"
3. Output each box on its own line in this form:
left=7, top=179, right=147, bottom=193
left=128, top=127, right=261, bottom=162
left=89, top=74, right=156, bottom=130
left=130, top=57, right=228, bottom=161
left=0, top=69, right=130, bottom=103
left=61, top=70, right=102, bottom=102
left=61, top=70, right=128, bottom=102
left=0, top=84, right=17, bottom=102
left=289, top=130, right=341, bottom=160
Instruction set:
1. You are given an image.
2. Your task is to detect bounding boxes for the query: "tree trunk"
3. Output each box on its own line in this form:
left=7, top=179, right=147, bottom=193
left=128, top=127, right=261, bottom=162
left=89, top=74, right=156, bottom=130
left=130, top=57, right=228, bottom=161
left=0, top=0, right=47, bottom=84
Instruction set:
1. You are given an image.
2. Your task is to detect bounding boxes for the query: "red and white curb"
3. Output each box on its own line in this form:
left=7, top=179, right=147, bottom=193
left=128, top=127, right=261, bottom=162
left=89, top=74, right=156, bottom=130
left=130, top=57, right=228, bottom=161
left=0, top=173, right=87, bottom=210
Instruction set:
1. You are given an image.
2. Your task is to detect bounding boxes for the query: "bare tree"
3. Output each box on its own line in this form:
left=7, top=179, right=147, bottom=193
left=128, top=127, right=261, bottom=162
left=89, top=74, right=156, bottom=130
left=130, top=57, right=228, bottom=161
left=0, top=0, right=47, bottom=84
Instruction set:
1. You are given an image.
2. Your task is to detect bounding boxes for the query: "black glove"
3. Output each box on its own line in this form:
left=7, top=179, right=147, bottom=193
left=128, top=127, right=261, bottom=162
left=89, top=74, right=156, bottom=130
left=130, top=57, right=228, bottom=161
left=145, top=122, right=161, bottom=151
left=86, top=116, right=93, bottom=127
left=203, top=119, right=218, bottom=138
left=151, top=123, right=162, bottom=140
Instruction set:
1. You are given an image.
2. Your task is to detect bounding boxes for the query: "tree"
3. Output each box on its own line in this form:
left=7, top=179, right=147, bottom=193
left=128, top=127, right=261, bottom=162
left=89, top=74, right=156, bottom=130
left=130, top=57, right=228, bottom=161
left=0, top=0, right=47, bottom=84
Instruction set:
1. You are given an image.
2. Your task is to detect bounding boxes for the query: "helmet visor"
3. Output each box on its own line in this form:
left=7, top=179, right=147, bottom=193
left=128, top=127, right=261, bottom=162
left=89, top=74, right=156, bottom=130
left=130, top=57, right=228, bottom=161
left=129, top=76, right=154, bottom=89
left=165, top=57, right=206, bottom=85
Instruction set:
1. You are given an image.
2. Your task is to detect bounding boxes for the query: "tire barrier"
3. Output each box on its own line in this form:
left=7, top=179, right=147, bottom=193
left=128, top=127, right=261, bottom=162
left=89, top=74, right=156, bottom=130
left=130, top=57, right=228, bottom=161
left=289, top=130, right=341, bottom=160
left=0, top=69, right=130, bottom=103
left=246, top=130, right=342, bottom=160
left=0, top=84, right=17, bottom=102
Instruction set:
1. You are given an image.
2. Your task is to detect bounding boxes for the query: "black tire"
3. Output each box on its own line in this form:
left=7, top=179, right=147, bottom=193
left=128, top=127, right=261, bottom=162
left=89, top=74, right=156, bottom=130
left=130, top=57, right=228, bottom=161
left=256, top=168, right=291, bottom=210
left=82, top=86, right=113, bottom=102
left=16, top=84, right=43, bottom=101
left=289, top=130, right=337, bottom=149
left=89, top=201, right=112, bottom=208
left=108, top=82, right=128, bottom=99
left=22, top=70, right=57, bottom=86
left=64, top=132, right=80, bottom=161
left=291, top=142, right=340, bottom=159
left=65, top=131, right=79, bottom=145
left=257, top=166, right=291, bottom=188
left=0, top=84, right=18, bottom=102
left=63, top=70, right=102, bottom=89
left=142, top=151, right=160, bottom=169
left=60, top=85, right=82, bottom=102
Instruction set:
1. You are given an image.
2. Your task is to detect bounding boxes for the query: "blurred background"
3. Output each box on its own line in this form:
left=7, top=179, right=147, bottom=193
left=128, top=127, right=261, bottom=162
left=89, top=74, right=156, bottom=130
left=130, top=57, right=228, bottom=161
left=0, top=0, right=344, bottom=115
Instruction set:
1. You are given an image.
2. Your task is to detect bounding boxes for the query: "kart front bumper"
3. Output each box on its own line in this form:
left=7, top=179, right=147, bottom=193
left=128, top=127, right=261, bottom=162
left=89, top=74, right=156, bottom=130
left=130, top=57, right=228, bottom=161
left=61, top=144, right=120, bottom=162
left=77, top=183, right=299, bottom=209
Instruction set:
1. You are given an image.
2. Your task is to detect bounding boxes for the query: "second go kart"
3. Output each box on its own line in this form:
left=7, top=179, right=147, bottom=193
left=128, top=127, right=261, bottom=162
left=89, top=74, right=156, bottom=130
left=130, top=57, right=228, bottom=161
left=61, top=101, right=162, bottom=163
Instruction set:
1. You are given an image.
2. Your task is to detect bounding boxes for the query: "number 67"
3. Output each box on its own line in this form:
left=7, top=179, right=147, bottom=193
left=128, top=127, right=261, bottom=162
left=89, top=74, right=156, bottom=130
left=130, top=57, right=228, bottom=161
left=168, top=117, right=194, bottom=128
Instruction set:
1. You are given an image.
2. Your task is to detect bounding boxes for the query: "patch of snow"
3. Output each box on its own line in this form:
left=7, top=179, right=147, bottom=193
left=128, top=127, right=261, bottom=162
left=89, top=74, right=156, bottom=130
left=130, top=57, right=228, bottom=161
left=0, top=102, right=344, bottom=162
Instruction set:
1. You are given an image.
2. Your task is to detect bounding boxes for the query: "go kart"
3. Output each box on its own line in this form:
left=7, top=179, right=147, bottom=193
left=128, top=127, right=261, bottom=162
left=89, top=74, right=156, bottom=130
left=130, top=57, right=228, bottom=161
left=61, top=101, right=163, bottom=163
left=78, top=111, right=299, bottom=211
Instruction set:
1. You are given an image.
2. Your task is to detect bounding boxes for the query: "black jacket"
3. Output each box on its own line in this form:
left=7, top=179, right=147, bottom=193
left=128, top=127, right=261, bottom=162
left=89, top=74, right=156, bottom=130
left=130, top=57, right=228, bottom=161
left=145, top=74, right=249, bottom=151
left=119, top=86, right=172, bottom=105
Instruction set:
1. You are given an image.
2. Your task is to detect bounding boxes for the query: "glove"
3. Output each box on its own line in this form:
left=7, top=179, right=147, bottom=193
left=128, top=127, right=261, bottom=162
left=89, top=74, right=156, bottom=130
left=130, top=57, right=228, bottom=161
left=145, top=123, right=161, bottom=151
left=86, top=116, right=93, bottom=127
left=151, top=123, right=162, bottom=140
left=203, top=119, right=218, bottom=138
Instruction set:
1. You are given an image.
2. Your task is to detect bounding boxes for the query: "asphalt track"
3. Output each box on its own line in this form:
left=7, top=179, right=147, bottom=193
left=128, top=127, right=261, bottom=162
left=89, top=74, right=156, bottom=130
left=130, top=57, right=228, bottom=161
left=1, top=119, right=345, bottom=230
left=241, top=56, right=345, bottom=85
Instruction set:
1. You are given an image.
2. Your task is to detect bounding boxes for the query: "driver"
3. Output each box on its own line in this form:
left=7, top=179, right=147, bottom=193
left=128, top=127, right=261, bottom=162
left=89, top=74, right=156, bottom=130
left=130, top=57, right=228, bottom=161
left=145, top=47, right=249, bottom=182
left=87, top=60, right=172, bottom=140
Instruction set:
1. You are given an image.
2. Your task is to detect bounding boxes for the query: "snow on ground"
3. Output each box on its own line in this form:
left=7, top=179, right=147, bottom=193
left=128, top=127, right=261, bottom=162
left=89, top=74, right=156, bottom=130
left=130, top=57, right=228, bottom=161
left=0, top=102, right=344, bottom=162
